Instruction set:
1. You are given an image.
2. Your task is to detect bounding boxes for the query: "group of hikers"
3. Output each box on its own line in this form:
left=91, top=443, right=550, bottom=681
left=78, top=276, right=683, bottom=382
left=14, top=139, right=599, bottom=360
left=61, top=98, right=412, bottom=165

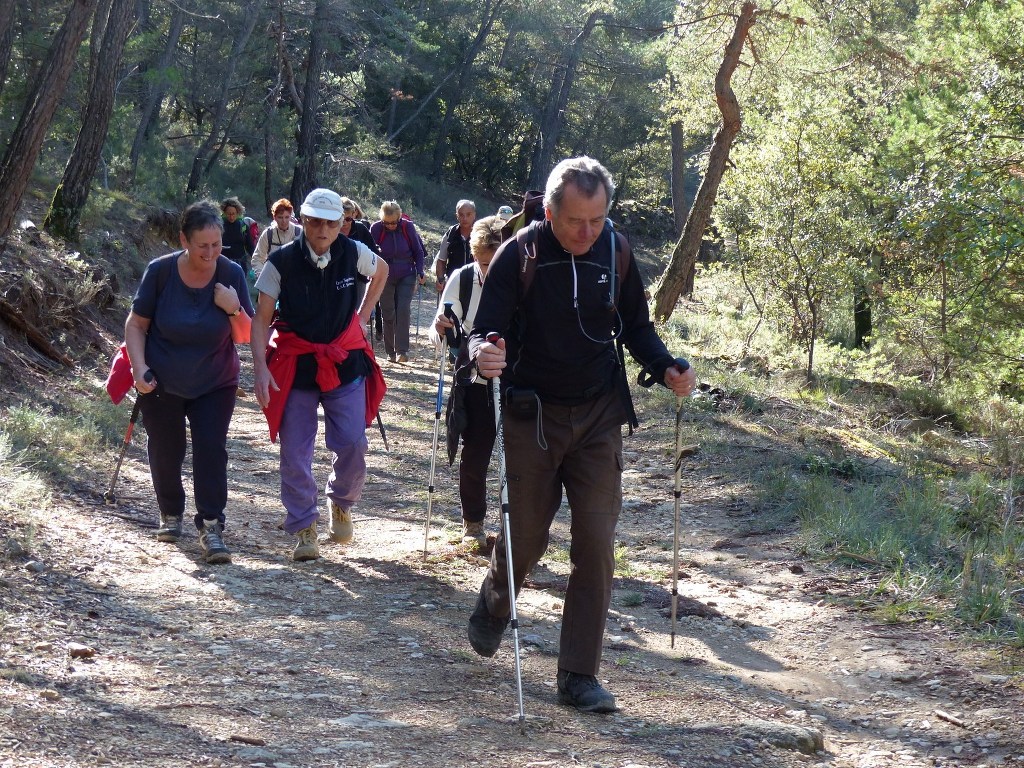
left=120, top=155, right=696, bottom=714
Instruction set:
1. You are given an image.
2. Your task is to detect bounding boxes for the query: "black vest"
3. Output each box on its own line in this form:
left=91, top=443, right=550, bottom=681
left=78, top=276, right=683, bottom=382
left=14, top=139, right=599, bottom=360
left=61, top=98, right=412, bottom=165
left=444, top=224, right=471, bottom=278
left=269, top=233, right=367, bottom=386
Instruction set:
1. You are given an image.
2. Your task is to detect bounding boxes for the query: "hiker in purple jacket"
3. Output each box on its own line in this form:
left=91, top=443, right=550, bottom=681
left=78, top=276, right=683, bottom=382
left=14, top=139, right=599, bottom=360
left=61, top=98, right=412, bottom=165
left=369, top=200, right=426, bottom=363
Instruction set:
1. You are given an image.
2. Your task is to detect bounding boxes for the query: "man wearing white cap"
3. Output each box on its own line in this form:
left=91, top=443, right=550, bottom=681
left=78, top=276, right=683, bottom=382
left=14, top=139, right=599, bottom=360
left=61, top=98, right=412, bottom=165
left=251, top=188, right=389, bottom=561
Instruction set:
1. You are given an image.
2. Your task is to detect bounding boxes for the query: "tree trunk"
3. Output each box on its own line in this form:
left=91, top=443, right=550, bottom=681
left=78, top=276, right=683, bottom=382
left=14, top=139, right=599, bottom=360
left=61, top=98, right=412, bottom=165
left=526, top=12, right=601, bottom=190
left=128, top=3, right=186, bottom=181
left=652, top=2, right=756, bottom=321
left=430, top=0, right=504, bottom=178
left=0, top=0, right=16, bottom=96
left=185, top=0, right=261, bottom=197
left=386, top=0, right=424, bottom=138
left=261, top=0, right=287, bottom=213
left=670, top=121, right=688, bottom=237
left=289, top=0, right=328, bottom=205
left=44, top=0, right=134, bottom=238
left=0, top=0, right=98, bottom=244
left=87, top=0, right=114, bottom=90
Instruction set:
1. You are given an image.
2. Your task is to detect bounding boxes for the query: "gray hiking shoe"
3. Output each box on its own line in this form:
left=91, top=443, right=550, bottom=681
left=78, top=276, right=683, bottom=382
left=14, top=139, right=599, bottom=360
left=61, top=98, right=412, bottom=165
left=198, top=519, right=231, bottom=565
left=328, top=501, right=354, bottom=544
left=556, top=669, right=618, bottom=713
left=293, top=521, right=320, bottom=561
left=156, top=514, right=182, bottom=542
left=461, top=520, right=486, bottom=549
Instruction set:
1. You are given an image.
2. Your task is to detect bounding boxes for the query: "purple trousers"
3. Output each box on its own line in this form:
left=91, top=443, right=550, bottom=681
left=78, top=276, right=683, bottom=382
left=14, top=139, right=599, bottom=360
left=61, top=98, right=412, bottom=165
left=278, top=378, right=367, bottom=534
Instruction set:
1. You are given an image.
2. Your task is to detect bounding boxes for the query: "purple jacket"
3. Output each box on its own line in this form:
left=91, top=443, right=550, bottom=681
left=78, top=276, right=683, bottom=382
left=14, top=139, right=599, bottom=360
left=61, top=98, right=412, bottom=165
left=370, top=219, right=425, bottom=281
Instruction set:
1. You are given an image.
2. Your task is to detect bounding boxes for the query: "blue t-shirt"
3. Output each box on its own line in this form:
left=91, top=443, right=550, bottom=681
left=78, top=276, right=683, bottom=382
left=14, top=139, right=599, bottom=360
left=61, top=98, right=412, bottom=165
left=131, top=253, right=253, bottom=399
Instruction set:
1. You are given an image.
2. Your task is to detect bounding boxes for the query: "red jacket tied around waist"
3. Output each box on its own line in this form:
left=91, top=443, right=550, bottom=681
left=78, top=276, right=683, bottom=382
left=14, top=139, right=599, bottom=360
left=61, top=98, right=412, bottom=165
left=262, top=313, right=386, bottom=443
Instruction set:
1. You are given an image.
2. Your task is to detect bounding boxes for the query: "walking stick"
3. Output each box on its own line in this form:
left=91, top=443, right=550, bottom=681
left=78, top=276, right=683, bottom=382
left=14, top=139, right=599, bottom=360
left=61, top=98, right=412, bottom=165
left=422, top=303, right=460, bottom=559
left=487, top=332, right=527, bottom=733
left=415, top=282, right=423, bottom=337
left=376, top=412, right=390, bottom=452
left=669, top=358, right=690, bottom=648
left=103, top=371, right=153, bottom=504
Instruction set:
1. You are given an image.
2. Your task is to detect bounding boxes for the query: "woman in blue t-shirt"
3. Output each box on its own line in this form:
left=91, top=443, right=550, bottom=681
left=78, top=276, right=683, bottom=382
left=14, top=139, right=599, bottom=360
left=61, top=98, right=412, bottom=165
left=124, top=200, right=254, bottom=564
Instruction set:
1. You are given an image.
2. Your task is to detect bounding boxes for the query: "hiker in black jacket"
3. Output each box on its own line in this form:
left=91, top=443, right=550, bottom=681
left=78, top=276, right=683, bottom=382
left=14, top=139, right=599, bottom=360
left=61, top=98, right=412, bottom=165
left=465, top=156, right=696, bottom=714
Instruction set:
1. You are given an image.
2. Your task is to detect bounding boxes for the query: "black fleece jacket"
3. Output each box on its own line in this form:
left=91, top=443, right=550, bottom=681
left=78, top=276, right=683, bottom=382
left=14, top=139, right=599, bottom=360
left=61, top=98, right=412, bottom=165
left=468, top=220, right=675, bottom=405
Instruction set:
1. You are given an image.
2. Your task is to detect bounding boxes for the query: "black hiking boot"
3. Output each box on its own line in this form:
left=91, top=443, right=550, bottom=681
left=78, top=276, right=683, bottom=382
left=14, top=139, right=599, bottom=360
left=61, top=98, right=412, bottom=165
left=467, top=590, right=509, bottom=657
left=156, top=514, right=182, bottom=542
left=556, top=669, right=618, bottom=713
left=199, top=519, right=231, bottom=565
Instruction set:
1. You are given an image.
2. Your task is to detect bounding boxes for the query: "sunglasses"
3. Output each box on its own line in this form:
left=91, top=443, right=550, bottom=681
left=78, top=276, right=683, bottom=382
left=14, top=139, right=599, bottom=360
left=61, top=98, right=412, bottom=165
left=303, top=216, right=341, bottom=229
left=343, top=216, right=355, bottom=223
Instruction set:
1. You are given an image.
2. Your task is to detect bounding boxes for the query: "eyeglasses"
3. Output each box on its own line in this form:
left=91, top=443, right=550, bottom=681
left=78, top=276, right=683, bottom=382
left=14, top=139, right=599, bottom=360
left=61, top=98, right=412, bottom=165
left=343, top=216, right=355, bottom=223
left=382, top=219, right=399, bottom=229
left=303, top=216, right=341, bottom=229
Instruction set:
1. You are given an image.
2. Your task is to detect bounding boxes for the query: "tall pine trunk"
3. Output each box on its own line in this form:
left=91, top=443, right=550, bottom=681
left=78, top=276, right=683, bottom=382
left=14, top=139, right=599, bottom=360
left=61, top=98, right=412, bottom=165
left=128, top=4, right=186, bottom=181
left=185, top=0, right=261, bottom=197
left=0, top=0, right=98, bottom=244
left=289, top=0, right=328, bottom=205
left=430, top=0, right=504, bottom=178
left=44, top=0, right=135, bottom=238
left=0, top=0, right=16, bottom=97
left=652, top=2, right=756, bottom=321
left=526, top=12, right=600, bottom=190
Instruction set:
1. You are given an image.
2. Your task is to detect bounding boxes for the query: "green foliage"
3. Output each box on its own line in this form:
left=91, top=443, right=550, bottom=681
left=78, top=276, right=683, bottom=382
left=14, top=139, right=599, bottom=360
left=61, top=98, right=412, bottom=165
left=3, top=395, right=129, bottom=479
left=0, top=433, right=51, bottom=521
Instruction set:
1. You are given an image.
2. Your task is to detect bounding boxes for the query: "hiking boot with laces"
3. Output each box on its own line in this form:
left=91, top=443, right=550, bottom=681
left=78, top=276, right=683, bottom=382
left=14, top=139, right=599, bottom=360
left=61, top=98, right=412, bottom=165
left=328, top=501, right=354, bottom=544
left=398, top=354, right=409, bottom=363
left=556, top=669, right=618, bottom=713
left=462, top=520, right=486, bottom=549
left=156, top=514, right=182, bottom=542
left=198, top=519, right=231, bottom=565
left=293, top=521, right=320, bottom=562
left=467, top=590, right=509, bottom=657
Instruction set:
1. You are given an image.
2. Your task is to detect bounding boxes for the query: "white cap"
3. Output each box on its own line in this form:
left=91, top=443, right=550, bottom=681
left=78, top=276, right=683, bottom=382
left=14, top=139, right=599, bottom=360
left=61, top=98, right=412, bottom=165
left=300, top=189, right=343, bottom=221
left=497, top=205, right=514, bottom=221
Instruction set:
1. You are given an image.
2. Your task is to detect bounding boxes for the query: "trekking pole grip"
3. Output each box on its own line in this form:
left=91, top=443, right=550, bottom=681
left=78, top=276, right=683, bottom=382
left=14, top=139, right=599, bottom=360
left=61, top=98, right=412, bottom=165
left=443, top=301, right=460, bottom=347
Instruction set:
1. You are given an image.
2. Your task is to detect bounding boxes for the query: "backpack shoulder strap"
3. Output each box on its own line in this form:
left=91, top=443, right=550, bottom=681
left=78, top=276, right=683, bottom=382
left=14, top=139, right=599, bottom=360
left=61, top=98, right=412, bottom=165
left=155, top=251, right=182, bottom=295
left=400, top=219, right=414, bottom=249
left=607, top=225, right=633, bottom=309
left=214, top=255, right=234, bottom=285
left=458, top=266, right=474, bottom=321
left=515, top=225, right=539, bottom=298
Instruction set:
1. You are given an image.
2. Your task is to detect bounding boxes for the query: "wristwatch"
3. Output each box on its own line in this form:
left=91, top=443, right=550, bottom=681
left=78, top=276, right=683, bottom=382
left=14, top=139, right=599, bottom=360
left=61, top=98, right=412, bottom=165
left=228, top=307, right=242, bottom=317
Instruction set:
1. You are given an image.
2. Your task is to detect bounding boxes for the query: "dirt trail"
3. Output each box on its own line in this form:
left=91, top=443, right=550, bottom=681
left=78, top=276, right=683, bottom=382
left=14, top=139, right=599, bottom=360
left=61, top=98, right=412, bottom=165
left=2, top=327, right=1023, bottom=768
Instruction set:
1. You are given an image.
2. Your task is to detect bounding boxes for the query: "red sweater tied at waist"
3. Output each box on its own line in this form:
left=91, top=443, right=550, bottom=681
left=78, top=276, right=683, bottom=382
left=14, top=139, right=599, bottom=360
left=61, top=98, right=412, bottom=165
left=262, top=313, right=386, bottom=443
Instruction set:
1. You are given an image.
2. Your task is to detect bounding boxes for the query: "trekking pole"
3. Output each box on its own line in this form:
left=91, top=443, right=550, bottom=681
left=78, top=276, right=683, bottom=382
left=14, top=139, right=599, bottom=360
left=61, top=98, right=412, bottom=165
left=415, top=282, right=423, bottom=337
left=103, top=371, right=153, bottom=505
left=669, top=358, right=690, bottom=648
left=487, top=331, right=527, bottom=733
left=422, top=302, right=460, bottom=559
left=375, top=412, right=390, bottom=453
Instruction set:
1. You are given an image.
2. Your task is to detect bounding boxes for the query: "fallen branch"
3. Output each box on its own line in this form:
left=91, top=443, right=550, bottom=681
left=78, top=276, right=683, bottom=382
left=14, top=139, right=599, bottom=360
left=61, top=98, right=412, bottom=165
left=934, top=709, right=967, bottom=728
left=0, top=297, right=74, bottom=366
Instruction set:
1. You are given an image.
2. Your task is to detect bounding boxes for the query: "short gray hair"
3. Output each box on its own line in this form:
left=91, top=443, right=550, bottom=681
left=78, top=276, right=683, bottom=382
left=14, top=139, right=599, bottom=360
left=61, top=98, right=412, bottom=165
left=456, top=199, right=476, bottom=213
left=543, top=156, right=615, bottom=215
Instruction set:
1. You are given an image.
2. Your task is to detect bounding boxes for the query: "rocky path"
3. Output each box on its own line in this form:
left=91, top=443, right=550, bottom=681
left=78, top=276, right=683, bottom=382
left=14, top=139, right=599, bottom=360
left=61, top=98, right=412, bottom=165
left=2, top=330, right=1023, bottom=768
